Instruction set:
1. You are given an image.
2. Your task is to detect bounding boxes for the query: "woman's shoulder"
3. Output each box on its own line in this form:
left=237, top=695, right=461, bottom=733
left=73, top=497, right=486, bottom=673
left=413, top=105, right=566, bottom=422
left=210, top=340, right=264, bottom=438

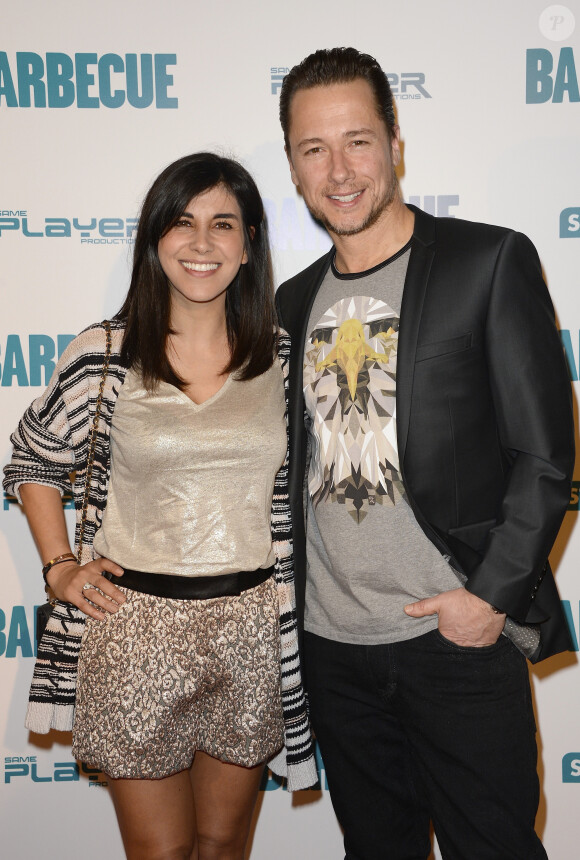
left=56, top=319, right=125, bottom=375
left=277, top=327, right=290, bottom=346
left=276, top=327, right=291, bottom=359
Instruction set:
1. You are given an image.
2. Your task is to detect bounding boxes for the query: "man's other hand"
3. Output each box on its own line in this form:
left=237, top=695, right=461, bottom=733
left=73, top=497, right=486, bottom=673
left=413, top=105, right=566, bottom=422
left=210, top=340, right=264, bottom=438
left=404, top=588, right=506, bottom=647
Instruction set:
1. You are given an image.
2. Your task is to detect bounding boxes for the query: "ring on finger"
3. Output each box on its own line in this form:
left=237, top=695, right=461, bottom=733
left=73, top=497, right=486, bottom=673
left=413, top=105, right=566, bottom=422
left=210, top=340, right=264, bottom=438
left=82, top=581, right=94, bottom=592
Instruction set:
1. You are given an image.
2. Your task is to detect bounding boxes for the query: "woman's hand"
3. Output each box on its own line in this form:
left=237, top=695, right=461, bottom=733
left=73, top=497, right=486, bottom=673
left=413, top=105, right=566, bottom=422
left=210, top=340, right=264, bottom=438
left=46, top=557, right=126, bottom=620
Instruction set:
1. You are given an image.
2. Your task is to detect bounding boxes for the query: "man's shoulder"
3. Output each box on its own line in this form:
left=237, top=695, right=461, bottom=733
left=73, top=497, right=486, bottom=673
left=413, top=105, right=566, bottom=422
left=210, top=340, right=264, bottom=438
left=438, top=214, right=513, bottom=241
left=277, top=250, right=333, bottom=297
left=276, top=250, right=334, bottom=333
left=412, top=205, right=522, bottom=253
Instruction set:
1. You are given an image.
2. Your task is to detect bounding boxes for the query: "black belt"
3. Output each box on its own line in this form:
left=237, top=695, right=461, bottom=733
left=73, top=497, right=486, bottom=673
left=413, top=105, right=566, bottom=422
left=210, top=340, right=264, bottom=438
left=109, top=565, right=274, bottom=600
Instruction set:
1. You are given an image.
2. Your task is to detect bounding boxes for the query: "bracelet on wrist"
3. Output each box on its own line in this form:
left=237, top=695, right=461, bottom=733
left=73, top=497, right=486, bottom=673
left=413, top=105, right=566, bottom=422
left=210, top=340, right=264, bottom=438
left=42, top=552, right=77, bottom=584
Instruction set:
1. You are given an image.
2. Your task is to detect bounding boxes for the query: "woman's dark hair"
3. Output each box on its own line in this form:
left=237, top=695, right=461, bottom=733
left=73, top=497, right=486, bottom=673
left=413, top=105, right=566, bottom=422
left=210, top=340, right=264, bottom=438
left=279, top=47, right=396, bottom=150
left=116, top=152, right=277, bottom=387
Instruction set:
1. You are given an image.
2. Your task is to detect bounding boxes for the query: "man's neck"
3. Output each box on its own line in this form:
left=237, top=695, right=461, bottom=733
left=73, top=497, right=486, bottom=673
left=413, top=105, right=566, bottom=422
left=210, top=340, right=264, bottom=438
left=332, top=199, right=415, bottom=275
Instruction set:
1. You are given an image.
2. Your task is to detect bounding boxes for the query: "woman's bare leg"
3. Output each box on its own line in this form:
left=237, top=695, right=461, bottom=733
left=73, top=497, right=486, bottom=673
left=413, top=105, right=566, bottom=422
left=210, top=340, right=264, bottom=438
left=108, top=754, right=264, bottom=860
left=190, top=752, right=264, bottom=860
left=108, top=769, right=197, bottom=860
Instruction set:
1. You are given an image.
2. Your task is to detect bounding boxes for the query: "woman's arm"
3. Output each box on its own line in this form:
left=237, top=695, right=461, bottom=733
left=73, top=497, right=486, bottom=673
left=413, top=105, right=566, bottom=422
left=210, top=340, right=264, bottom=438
left=20, top=483, right=126, bottom=620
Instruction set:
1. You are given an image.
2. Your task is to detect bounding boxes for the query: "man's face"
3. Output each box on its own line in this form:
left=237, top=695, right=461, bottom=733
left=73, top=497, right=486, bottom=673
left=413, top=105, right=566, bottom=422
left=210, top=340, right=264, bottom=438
left=286, top=78, right=400, bottom=239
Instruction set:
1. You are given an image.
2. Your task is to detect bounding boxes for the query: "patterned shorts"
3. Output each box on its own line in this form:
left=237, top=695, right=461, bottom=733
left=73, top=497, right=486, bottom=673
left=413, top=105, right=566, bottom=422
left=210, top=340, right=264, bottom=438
left=72, top=576, right=284, bottom=779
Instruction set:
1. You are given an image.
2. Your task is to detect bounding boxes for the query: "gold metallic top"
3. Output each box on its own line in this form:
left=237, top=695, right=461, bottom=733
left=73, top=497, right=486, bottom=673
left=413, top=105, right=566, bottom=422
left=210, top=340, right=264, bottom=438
left=93, top=361, right=286, bottom=576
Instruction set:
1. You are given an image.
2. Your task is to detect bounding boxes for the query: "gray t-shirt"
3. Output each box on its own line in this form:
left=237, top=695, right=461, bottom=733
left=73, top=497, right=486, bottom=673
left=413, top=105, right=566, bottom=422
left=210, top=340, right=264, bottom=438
left=303, top=244, right=540, bottom=657
left=303, top=245, right=462, bottom=644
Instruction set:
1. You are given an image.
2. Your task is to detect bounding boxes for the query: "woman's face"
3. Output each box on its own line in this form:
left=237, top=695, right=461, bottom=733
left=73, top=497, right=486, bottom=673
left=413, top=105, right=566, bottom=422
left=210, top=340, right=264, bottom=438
left=158, top=184, right=247, bottom=312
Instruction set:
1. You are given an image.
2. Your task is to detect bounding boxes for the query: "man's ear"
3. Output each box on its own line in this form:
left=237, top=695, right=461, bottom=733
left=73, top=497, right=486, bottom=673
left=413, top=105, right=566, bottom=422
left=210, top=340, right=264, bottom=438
left=286, top=146, right=299, bottom=188
left=391, top=125, right=402, bottom=166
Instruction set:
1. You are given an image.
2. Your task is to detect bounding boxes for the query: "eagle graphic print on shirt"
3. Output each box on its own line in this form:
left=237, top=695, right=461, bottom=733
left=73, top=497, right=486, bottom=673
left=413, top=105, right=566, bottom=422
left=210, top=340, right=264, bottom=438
left=304, top=295, right=406, bottom=524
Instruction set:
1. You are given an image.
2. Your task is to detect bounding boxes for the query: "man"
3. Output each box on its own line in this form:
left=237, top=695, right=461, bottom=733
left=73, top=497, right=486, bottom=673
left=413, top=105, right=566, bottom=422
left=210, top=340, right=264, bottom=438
left=276, top=47, right=574, bottom=860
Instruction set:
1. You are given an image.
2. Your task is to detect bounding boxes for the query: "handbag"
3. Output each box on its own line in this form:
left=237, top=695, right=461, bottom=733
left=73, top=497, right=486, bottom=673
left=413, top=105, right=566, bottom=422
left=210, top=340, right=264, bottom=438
left=35, top=601, right=54, bottom=644
left=35, top=320, right=112, bottom=647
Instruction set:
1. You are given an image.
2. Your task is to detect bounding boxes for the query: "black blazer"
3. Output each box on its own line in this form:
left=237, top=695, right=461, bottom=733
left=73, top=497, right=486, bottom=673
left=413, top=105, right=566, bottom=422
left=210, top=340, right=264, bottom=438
left=276, top=206, right=575, bottom=662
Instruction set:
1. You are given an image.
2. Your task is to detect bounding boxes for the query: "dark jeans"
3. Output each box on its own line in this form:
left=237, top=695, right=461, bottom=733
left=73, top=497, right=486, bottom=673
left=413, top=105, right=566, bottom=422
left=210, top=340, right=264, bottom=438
left=304, top=629, right=547, bottom=860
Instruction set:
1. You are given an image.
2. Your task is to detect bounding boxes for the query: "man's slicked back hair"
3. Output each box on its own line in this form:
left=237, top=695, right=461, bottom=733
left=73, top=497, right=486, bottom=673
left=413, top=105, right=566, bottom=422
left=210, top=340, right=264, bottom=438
left=279, top=47, right=396, bottom=149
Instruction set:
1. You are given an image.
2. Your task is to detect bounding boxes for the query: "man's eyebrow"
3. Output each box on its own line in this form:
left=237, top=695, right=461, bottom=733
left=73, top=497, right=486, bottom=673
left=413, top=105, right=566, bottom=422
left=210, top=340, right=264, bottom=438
left=296, top=128, right=378, bottom=149
left=296, top=137, right=324, bottom=149
left=345, top=128, right=377, bottom=137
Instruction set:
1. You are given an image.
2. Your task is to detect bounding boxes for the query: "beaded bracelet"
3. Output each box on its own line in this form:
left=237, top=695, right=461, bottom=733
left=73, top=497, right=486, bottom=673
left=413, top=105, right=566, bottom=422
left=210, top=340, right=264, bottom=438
left=41, top=552, right=77, bottom=584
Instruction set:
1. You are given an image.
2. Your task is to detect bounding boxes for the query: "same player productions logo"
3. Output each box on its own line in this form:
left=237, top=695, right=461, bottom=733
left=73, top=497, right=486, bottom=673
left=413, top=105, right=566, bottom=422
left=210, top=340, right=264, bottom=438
left=0, top=333, right=74, bottom=387
left=526, top=6, right=579, bottom=103
left=569, top=482, right=580, bottom=512
left=0, top=52, right=178, bottom=108
left=3, top=752, right=328, bottom=791
left=0, top=210, right=138, bottom=244
left=270, top=67, right=289, bottom=95
left=562, top=753, right=580, bottom=783
left=386, top=73, right=431, bottom=100
left=270, top=66, right=432, bottom=100
left=560, top=207, right=580, bottom=237
left=4, top=756, right=108, bottom=786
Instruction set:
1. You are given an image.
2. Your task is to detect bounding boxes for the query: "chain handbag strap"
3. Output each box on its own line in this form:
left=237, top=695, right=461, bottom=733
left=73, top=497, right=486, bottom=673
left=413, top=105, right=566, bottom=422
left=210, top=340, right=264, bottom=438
left=76, top=320, right=112, bottom=563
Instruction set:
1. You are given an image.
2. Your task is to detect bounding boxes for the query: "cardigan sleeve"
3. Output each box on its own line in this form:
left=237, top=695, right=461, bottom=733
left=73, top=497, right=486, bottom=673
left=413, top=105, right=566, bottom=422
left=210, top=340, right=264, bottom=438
left=3, top=333, right=89, bottom=502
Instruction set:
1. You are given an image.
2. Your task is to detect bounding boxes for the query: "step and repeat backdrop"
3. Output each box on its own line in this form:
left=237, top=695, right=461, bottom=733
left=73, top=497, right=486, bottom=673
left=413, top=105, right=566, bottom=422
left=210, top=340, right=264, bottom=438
left=1, top=1, right=579, bottom=857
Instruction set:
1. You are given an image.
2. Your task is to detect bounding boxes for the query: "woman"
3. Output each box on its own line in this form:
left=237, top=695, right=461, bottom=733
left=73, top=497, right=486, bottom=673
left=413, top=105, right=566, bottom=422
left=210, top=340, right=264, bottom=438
left=3, top=152, right=316, bottom=859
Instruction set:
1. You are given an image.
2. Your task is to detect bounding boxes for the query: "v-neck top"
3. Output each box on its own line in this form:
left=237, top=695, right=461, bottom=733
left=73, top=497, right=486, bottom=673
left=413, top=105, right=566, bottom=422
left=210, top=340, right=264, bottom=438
left=92, top=361, right=286, bottom=576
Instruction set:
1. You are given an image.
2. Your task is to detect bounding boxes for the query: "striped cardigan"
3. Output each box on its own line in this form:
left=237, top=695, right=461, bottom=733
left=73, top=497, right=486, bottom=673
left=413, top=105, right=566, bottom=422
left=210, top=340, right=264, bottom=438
left=3, top=319, right=317, bottom=791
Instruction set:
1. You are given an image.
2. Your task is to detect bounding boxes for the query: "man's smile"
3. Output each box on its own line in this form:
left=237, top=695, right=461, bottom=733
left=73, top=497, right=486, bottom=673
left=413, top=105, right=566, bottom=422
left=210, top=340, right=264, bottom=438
left=328, top=191, right=364, bottom=203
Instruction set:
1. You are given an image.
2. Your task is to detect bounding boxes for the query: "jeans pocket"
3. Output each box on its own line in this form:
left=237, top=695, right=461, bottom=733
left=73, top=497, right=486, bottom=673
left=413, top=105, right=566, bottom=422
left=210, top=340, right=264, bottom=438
left=435, top=629, right=510, bottom=653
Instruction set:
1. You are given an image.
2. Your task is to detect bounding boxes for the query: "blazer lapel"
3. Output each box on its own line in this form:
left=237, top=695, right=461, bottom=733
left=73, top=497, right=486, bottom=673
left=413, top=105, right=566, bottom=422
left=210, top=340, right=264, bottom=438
left=397, top=206, right=436, bottom=466
left=282, top=251, right=333, bottom=507
left=287, top=252, right=333, bottom=429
